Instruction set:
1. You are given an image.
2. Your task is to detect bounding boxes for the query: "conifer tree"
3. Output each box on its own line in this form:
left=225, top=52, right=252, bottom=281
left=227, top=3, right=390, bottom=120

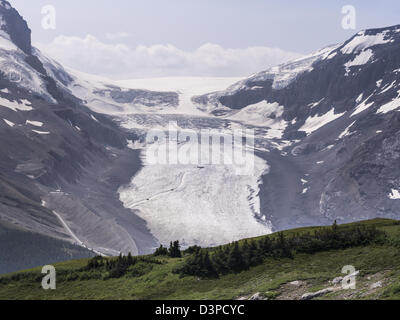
left=201, top=251, right=219, bottom=278
left=169, top=240, right=182, bottom=258
left=154, top=244, right=168, bottom=256
left=227, top=242, right=245, bottom=273
left=248, top=240, right=262, bottom=266
left=212, top=247, right=229, bottom=274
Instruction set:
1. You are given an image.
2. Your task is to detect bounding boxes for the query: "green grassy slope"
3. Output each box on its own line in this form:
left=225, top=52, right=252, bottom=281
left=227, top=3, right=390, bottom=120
left=1, top=219, right=400, bottom=300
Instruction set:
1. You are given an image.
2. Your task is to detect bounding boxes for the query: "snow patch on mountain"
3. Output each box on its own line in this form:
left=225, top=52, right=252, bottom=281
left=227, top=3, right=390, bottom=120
left=3, top=118, right=14, bottom=127
left=226, top=100, right=287, bottom=138
left=308, top=98, right=325, bottom=109
left=340, top=31, right=392, bottom=54
left=0, top=38, right=56, bottom=103
left=338, top=121, right=356, bottom=139
left=389, top=189, right=400, bottom=200
left=32, top=129, right=50, bottom=135
left=33, top=48, right=73, bottom=86
left=344, top=49, right=374, bottom=76
left=380, top=81, right=397, bottom=95
left=299, top=109, right=346, bottom=135
left=26, top=120, right=43, bottom=127
left=222, top=44, right=339, bottom=95
left=0, top=96, right=32, bottom=111
left=193, top=44, right=340, bottom=115
left=377, top=90, right=400, bottom=114
left=62, top=69, right=240, bottom=117
left=0, top=29, right=17, bottom=51
left=254, top=45, right=339, bottom=90
left=351, top=95, right=374, bottom=116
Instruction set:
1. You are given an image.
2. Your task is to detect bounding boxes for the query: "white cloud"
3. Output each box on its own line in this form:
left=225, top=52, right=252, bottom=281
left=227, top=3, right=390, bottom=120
left=105, top=32, right=131, bottom=40
left=36, top=34, right=302, bottom=79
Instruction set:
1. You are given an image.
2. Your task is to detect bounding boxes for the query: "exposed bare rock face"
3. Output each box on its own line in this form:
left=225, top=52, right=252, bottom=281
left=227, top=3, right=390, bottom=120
left=195, top=25, right=400, bottom=230
left=0, top=0, right=158, bottom=273
left=0, top=0, right=31, bottom=54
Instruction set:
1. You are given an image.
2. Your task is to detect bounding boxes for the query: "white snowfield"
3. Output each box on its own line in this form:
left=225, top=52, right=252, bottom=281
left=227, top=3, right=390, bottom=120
left=64, top=71, right=293, bottom=135
left=0, top=28, right=17, bottom=52
left=32, top=129, right=50, bottom=135
left=340, top=30, right=396, bottom=78
left=338, top=121, right=356, bottom=139
left=0, top=33, right=57, bottom=103
left=0, top=96, right=32, bottom=112
left=26, top=120, right=43, bottom=127
left=217, top=44, right=337, bottom=97
left=299, top=108, right=345, bottom=135
left=65, top=70, right=241, bottom=117
left=269, top=45, right=340, bottom=89
left=351, top=95, right=374, bottom=117
left=380, top=81, right=396, bottom=94
left=192, top=45, right=342, bottom=117
left=117, top=77, right=242, bottom=116
left=377, top=90, right=400, bottom=114
left=351, top=83, right=400, bottom=116
left=340, top=31, right=392, bottom=54
left=3, top=118, right=14, bottom=127
left=227, top=100, right=288, bottom=138
left=389, top=189, right=400, bottom=200
left=308, top=98, right=325, bottom=109
left=344, top=49, right=374, bottom=76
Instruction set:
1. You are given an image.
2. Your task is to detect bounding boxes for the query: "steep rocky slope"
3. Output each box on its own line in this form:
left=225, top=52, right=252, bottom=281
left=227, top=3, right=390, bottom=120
left=0, top=0, right=159, bottom=273
left=195, top=25, right=400, bottom=230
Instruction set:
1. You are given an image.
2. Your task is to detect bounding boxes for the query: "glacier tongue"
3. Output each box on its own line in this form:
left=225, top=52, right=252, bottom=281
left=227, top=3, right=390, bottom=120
left=118, top=135, right=271, bottom=247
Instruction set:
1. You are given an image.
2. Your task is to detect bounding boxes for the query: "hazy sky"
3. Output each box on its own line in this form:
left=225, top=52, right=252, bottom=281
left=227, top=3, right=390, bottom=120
left=9, top=0, right=400, bottom=79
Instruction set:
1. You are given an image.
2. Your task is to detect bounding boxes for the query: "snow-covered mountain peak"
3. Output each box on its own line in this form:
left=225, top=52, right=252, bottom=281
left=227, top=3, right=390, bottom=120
left=0, top=0, right=31, bottom=54
left=0, top=1, right=60, bottom=103
left=245, top=44, right=340, bottom=90
left=339, top=25, right=400, bottom=55
left=191, top=44, right=343, bottom=115
left=205, top=43, right=339, bottom=99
